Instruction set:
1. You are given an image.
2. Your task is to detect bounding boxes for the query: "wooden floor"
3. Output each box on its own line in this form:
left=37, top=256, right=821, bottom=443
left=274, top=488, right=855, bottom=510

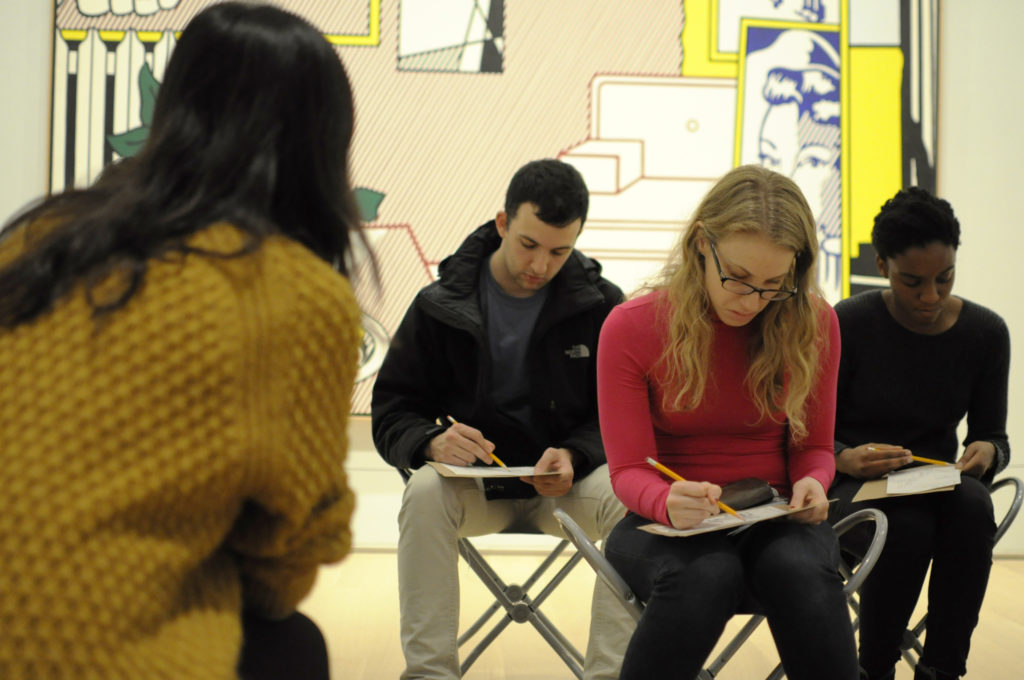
left=300, top=548, right=1024, bottom=679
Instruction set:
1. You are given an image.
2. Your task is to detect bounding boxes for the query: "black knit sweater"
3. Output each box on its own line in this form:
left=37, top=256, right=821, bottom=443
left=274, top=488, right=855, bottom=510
left=833, top=290, right=1011, bottom=484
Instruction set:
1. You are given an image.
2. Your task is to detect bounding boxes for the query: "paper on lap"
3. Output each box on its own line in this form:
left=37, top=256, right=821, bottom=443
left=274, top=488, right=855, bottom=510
left=638, top=500, right=833, bottom=538
left=426, top=461, right=560, bottom=478
left=852, top=465, right=961, bottom=502
left=886, top=465, right=961, bottom=493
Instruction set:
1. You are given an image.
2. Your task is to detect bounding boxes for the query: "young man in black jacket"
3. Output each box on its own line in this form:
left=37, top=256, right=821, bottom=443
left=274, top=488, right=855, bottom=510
left=372, top=159, right=630, bottom=679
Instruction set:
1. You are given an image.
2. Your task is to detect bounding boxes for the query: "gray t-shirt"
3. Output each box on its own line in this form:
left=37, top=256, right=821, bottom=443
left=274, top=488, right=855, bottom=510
left=480, top=263, right=549, bottom=431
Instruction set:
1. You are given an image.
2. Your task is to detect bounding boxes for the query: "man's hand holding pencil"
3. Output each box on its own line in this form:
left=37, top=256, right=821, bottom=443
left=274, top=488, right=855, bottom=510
left=426, top=416, right=501, bottom=467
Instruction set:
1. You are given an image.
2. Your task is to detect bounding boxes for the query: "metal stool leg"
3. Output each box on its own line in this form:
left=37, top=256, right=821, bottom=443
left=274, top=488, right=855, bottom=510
left=456, top=537, right=585, bottom=678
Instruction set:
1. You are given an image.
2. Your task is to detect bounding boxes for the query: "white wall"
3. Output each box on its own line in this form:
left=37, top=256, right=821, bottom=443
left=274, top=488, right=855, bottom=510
left=0, top=2, right=51, bottom=224
left=935, top=1, right=1024, bottom=555
left=2, top=1, right=1021, bottom=554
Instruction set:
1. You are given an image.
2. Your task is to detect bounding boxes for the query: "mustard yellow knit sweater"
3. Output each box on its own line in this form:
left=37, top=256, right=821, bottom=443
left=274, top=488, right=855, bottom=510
left=0, top=224, right=361, bottom=679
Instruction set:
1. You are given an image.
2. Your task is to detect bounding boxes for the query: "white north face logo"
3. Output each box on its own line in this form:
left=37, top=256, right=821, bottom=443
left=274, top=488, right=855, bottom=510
left=564, top=344, right=591, bottom=359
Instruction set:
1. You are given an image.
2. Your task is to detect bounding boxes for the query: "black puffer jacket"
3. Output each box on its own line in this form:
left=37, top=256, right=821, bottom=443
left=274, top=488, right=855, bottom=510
left=371, top=221, right=624, bottom=497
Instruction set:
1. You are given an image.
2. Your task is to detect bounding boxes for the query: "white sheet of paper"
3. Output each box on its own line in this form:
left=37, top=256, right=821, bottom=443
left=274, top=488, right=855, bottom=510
left=638, top=501, right=829, bottom=538
left=885, top=465, right=961, bottom=494
left=426, top=461, right=559, bottom=478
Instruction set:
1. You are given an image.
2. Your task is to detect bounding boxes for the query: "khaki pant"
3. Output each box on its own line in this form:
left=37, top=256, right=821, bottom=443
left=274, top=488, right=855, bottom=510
left=397, top=464, right=632, bottom=679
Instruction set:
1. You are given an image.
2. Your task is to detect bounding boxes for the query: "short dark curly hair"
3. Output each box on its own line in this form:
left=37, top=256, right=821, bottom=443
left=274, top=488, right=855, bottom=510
left=871, top=186, right=960, bottom=260
left=504, top=159, right=589, bottom=228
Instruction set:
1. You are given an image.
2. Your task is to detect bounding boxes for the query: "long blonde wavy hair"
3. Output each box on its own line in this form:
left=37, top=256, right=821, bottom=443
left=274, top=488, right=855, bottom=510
left=649, top=165, right=824, bottom=440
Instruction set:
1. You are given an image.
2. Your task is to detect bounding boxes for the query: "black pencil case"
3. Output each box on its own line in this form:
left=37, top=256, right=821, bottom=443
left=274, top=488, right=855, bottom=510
left=720, top=478, right=780, bottom=510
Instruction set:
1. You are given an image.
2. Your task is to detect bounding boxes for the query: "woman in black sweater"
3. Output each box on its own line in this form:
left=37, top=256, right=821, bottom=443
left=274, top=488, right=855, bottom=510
left=829, top=187, right=1010, bottom=680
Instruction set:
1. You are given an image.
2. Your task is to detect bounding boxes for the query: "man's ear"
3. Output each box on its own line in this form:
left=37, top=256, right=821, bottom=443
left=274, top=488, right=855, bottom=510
left=876, top=255, right=888, bottom=277
left=495, top=211, right=508, bottom=239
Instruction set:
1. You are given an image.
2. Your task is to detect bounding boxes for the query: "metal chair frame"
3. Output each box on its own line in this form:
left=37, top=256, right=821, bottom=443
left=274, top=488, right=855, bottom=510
left=397, top=468, right=587, bottom=678
left=554, top=506, right=889, bottom=680
left=456, top=534, right=586, bottom=677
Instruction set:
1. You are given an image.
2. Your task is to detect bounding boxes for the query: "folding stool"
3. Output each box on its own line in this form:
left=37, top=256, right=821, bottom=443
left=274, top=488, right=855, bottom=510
left=554, top=506, right=889, bottom=680
left=456, top=532, right=586, bottom=677
left=398, top=469, right=587, bottom=678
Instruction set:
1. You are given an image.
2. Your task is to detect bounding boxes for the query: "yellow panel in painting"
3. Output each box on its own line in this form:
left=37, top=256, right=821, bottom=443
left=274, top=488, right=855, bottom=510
left=848, top=47, right=902, bottom=262
left=325, top=0, right=380, bottom=47
left=682, top=0, right=738, bottom=77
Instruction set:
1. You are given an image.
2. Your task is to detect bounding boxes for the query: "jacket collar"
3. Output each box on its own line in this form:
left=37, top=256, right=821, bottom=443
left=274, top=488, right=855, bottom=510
left=423, top=221, right=606, bottom=327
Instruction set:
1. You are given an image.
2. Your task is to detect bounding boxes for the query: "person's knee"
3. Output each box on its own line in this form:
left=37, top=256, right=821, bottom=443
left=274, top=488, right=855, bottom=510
left=752, top=529, right=842, bottom=603
left=653, top=552, right=744, bottom=609
left=567, top=465, right=627, bottom=538
left=399, top=466, right=463, bottom=526
left=950, top=479, right=995, bottom=529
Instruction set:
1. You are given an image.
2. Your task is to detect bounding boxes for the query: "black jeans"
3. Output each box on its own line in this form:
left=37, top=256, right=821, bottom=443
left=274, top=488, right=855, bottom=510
left=830, top=475, right=995, bottom=679
left=605, top=513, right=858, bottom=680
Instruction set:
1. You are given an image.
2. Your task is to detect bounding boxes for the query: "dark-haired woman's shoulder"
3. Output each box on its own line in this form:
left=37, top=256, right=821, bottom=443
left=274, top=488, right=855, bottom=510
left=258, top=231, right=363, bottom=343
left=187, top=222, right=363, bottom=366
left=0, top=223, right=25, bottom=269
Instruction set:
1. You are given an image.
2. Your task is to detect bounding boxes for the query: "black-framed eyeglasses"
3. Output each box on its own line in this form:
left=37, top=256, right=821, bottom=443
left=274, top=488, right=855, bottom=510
left=707, top=240, right=797, bottom=301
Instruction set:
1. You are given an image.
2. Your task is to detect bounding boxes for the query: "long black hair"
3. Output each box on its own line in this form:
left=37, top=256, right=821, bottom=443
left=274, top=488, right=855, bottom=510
left=0, top=2, right=366, bottom=327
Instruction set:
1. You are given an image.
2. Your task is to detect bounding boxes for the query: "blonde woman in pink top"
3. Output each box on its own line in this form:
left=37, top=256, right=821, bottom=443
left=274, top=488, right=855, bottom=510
left=596, top=165, right=856, bottom=680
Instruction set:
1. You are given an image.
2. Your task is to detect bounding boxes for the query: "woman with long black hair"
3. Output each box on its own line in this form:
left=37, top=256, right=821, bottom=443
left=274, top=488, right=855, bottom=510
left=0, top=4, right=369, bottom=677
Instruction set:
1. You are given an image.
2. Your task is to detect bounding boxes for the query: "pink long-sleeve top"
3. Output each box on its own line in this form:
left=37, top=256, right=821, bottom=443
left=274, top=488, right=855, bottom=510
left=597, top=290, right=840, bottom=526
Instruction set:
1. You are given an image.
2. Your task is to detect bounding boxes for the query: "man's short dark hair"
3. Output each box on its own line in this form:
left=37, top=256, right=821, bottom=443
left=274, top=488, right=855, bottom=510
left=872, top=186, right=961, bottom=260
left=504, top=159, right=589, bottom=228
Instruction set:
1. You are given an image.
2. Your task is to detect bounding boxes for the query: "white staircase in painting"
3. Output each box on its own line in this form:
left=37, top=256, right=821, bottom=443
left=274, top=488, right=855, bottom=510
left=560, top=75, right=738, bottom=293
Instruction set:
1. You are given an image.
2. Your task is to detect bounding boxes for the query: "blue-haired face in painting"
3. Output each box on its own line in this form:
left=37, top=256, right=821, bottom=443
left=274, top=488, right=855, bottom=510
left=763, top=0, right=830, bottom=23
left=756, top=30, right=841, bottom=299
left=726, top=0, right=831, bottom=24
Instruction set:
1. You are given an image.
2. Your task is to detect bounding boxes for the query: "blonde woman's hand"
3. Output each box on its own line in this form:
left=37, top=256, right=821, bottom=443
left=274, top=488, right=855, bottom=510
left=665, top=480, right=722, bottom=530
left=788, top=477, right=828, bottom=524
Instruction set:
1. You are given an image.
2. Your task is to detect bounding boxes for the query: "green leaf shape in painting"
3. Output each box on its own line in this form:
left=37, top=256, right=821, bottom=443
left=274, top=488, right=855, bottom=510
left=106, top=62, right=162, bottom=159
left=355, top=187, right=385, bottom=222
left=107, top=126, right=152, bottom=159
left=138, top=62, right=160, bottom=127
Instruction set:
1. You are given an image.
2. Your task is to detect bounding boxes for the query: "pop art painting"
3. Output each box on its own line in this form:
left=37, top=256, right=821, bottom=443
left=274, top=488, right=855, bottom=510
left=50, top=0, right=938, bottom=413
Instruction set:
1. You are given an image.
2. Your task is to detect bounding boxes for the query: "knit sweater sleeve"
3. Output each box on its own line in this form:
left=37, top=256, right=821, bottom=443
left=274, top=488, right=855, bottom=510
left=598, top=296, right=674, bottom=525
left=223, top=236, right=362, bottom=619
left=964, top=304, right=1012, bottom=480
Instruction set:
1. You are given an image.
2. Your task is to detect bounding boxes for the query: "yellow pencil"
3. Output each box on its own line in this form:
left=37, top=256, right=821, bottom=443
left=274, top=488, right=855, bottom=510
left=446, top=415, right=507, bottom=468
left=867, top=446, right=947, bottom=467
left=645, top=457, right=741, bottom=518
